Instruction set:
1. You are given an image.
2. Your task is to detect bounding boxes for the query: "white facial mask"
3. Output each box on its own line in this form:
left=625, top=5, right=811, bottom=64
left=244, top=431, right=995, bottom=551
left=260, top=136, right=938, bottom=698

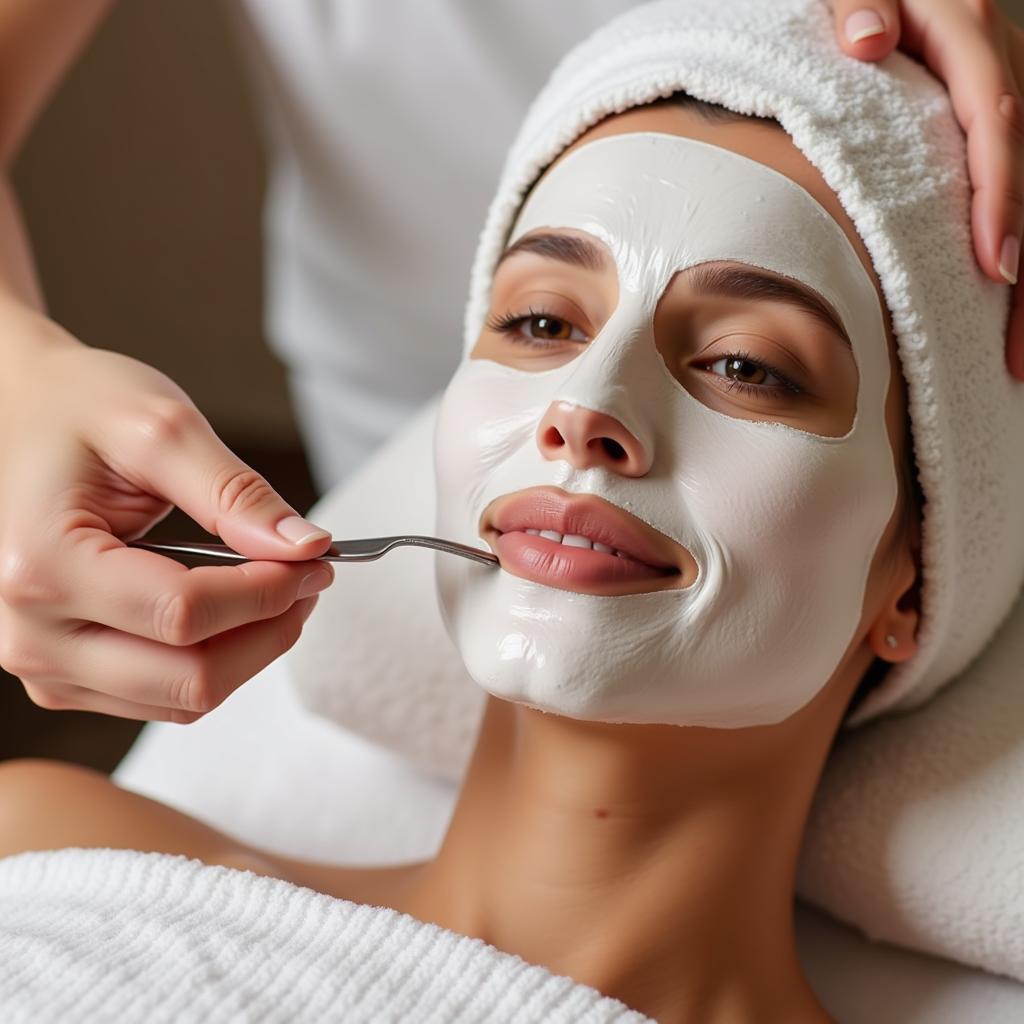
left=434, top=133, right=898, bottom=727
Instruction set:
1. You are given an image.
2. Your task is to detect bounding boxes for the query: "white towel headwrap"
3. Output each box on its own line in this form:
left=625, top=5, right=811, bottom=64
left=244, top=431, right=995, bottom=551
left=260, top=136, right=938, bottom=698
left=461, top=0, right=1024, bottom=724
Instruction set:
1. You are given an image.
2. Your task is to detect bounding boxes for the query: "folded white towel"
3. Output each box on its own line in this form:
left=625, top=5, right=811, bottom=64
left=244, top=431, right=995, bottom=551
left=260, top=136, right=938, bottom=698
left=0, top=849, right=649, bottom=1023
left=291, top=400, right=483, bottom=782
left=799, top=585, right=1024, bottom=982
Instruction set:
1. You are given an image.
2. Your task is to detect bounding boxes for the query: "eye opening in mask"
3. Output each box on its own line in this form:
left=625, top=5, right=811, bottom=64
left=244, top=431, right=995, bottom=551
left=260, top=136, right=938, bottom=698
left=480, top=235, right=861, bottom=440
left=653, top=260, right=860, bottom=439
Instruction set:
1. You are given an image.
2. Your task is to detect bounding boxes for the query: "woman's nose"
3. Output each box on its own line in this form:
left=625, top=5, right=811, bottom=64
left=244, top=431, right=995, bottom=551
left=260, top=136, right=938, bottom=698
left=536, top=401, right=651, bottom=476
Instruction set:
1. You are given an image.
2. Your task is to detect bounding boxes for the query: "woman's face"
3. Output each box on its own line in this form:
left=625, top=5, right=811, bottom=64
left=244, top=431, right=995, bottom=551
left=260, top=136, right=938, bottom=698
left=433, top=103, right=917, bottom=729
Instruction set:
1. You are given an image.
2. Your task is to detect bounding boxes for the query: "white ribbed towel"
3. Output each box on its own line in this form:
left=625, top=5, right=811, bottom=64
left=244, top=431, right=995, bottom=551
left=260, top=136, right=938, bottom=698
left=0, top=848, right=649, bottom=1024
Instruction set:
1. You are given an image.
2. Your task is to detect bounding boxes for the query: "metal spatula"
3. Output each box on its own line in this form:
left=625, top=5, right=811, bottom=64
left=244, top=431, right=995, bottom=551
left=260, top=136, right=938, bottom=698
left=127, top=536, right=499, bottom=567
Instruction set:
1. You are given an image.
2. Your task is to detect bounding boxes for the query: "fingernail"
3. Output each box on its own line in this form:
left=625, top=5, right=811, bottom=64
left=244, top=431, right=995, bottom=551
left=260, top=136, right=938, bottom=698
left=845, top=9, right=886, bottom=43
left=999, top=233, right=1020, bottom=284
left=276, top=515, right=331, bottom=546
left=297, top=568, right=333, bottom=599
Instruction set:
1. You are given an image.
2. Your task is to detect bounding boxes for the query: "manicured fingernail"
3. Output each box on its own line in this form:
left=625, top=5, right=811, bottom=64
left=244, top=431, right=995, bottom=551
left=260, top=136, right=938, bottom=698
left=276, top=515, right=331, bottom=545
left=999, top=233, right=1020, bottom=284
left=297, top=568, right=333, bottom=599
left=845, top=9, right=886, bottom=43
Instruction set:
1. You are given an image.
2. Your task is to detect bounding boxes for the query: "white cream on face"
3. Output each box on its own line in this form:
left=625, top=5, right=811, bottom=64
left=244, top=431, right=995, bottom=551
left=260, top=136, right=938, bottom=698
left=434, top=133, right=897, bottom=727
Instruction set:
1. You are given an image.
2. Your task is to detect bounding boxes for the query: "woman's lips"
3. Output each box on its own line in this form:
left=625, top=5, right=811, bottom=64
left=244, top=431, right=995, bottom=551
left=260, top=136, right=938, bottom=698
left=481, top=487, right=695, bottom=596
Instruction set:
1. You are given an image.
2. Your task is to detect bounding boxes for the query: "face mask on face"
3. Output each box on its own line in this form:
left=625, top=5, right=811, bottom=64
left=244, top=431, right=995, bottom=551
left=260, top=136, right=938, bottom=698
left=434, top=133, right=898, bottom=728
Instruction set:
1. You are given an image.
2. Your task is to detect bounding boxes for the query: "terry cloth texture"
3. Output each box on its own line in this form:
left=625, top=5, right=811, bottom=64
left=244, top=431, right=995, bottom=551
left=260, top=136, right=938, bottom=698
left=0, top=849, right=649, bottom=1024
left=460, top=0, right=1024, bottom=724
left=799, top=585, right=1024, bottom=982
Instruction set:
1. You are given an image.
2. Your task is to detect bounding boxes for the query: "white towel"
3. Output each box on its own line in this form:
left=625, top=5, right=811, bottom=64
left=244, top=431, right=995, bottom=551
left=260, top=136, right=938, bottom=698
left=799, top=585, right=1024, bottom=982
left=0, top=848, right=649, bottom=1023
left=290, top=400, right=483, bottom=783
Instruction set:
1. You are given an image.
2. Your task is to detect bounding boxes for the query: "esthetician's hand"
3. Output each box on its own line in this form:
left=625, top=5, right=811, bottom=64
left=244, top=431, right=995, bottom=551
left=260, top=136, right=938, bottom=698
left=831, top=0, right=1024, bottom=378
left=0, top=314, right=335, bottom=722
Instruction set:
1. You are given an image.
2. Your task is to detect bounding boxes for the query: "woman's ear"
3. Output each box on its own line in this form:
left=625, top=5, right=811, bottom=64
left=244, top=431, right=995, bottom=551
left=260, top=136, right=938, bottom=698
left=867, top=524, right=921, bottom=664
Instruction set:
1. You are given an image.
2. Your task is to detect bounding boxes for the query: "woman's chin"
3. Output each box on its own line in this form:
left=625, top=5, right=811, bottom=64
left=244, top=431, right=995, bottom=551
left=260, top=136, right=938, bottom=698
left=493, top=531, right=682, bottom=596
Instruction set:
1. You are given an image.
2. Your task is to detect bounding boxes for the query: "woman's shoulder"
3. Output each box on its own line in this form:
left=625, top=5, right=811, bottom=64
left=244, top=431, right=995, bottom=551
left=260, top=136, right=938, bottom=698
left=260, top=849, right=428, bottom=908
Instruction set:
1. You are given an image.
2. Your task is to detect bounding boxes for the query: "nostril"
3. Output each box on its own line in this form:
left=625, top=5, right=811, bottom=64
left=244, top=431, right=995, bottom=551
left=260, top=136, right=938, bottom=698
left=537, top=405, right=648, bottom=474
left=600, top=437, right=627, bottom=461
left=541, top=425, right=566, bottom=449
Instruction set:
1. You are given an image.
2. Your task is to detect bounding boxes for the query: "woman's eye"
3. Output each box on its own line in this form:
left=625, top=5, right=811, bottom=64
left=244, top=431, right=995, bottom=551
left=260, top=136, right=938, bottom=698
left=487, top=310, right=589, bottom=346
left=705, top=354, right=798, bottom=394
left=526, top=315, right=581, bottom=341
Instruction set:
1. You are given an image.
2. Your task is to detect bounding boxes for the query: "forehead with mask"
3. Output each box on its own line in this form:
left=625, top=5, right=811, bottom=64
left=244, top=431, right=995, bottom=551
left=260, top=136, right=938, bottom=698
left=432, top=96, right=920, bottom=730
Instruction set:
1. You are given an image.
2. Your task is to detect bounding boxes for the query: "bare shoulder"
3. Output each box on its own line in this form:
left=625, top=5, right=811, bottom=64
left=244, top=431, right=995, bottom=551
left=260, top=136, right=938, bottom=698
left=0, top=758, right=257, bottom=872
left=0, top=758, right=428, bottom=910
left=264, top=852, right=429, bottom=909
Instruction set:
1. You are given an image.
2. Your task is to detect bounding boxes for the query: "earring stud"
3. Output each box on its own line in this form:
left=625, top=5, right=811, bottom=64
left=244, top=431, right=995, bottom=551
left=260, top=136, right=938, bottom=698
left=885, top=634, right=899, bottom=650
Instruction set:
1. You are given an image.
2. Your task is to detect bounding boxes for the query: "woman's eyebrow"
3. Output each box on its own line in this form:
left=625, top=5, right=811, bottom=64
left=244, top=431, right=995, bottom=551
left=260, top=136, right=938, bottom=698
left=495, top=238, right=851, bottom=348
left=686, top=263, right=851, bottom=348
left=497, top=232, right=608, bottom=271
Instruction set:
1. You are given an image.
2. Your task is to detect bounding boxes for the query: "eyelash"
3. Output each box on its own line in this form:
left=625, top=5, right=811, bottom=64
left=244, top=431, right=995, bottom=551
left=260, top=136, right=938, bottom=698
left=486, top=309, right=801, bottom=396
left=707, top=348, right=802, bottom=396
left=485, top=308, right=586, bottom=349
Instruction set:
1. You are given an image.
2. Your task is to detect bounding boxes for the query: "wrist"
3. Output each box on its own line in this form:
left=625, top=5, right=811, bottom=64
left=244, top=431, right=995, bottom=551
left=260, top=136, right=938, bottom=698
left=0, top=300, right=81, bottom=362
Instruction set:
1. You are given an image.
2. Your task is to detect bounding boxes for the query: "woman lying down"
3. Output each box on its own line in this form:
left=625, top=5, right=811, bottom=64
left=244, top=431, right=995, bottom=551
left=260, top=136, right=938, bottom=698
left=2, top=1, right=1022, bottom=1021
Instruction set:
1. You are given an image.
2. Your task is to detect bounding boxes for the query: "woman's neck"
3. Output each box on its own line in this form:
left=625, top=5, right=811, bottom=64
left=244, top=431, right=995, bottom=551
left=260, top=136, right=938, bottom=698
left=399, top=696, right=840, bottom=1023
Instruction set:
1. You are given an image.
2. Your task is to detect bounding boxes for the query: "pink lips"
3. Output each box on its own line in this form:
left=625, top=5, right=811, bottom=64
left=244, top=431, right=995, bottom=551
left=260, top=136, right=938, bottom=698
left=481, top=487, right=690, bottom=596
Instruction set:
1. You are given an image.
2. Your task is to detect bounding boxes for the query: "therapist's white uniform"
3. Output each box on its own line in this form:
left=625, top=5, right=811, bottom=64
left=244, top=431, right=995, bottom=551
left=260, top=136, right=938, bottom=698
left=230, top=1, right=639, bottom=490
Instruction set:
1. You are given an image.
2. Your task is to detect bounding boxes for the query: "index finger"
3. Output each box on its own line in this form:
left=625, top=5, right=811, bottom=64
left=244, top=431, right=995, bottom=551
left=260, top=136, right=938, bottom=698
left=913, top=11, right=1023, bottom=286
left=92, top=399, right=333, bottom=560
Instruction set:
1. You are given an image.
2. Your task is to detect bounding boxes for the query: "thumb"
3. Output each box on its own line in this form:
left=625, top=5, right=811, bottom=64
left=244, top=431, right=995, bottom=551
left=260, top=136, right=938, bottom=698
left=109, top=402, right=333, bottom=559
left=831, top=1, right=901, bottom=61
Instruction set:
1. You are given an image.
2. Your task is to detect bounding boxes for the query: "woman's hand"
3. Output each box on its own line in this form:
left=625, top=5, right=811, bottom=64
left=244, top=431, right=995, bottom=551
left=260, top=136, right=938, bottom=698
left=0, top=309, right=335, bottom=722
left=831, top=0, right=1024, bottom=378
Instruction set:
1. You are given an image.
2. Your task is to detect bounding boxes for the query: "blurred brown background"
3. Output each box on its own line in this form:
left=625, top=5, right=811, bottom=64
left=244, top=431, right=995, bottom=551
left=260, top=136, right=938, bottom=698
left=3, top=0, right=1024, bottom=771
